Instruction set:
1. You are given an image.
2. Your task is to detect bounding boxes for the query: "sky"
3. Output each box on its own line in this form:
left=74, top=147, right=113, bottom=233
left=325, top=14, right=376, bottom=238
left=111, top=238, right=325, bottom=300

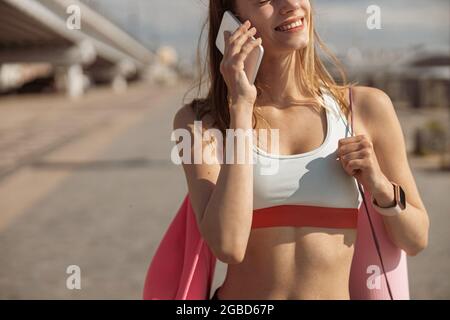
left=81, top=0, right=450, bottom=63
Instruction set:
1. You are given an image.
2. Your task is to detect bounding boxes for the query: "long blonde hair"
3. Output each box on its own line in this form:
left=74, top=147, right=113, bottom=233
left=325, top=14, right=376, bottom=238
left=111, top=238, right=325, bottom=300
left=182, top=0, right=356, bottom=138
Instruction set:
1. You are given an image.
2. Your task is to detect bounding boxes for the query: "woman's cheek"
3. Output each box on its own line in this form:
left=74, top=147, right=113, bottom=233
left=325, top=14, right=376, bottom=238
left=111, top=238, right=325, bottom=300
left=254, top=24, right=271, bottom=41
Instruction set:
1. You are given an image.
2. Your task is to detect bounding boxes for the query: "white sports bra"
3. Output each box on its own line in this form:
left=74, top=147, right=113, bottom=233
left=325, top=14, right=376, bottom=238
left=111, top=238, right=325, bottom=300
left=251, top=89, right=363, bottom=229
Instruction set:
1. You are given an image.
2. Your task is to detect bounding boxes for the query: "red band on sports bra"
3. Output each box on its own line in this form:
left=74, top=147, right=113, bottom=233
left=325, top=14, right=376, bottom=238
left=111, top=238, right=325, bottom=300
left=252, top=205, right=359, bottom=229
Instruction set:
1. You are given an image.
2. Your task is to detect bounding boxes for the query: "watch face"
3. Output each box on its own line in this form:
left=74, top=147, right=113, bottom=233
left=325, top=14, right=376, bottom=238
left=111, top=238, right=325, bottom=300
left=399, top=185, right=406, bottom=209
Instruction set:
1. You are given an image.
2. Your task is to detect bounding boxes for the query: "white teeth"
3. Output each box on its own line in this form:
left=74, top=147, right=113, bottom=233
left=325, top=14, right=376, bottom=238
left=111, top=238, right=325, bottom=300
left=277, top=19, right=303, bottom=31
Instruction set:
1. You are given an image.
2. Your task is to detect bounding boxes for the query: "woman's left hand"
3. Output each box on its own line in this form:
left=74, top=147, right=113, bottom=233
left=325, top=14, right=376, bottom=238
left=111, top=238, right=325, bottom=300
left=337, top=134, right=387, bottom=193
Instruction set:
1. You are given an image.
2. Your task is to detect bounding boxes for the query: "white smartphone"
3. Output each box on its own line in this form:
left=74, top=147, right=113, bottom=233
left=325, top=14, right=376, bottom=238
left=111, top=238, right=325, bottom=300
left=215, top=11, right=264, bottom=85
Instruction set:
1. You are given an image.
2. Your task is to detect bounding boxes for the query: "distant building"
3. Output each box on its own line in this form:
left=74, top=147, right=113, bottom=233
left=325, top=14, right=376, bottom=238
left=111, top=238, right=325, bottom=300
left=331, top=46, right=450, bottom=110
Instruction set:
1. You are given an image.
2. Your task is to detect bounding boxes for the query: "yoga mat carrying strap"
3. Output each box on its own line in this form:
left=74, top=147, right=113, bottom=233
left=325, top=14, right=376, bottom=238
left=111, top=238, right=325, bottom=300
left=349, top=86, right=394, bottom=300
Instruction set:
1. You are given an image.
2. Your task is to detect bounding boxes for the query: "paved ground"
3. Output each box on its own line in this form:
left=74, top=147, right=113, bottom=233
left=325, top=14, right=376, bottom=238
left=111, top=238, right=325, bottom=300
left=0, top=84, right=448, bottom=299
left=408, top=161, right=450, bottom=299
left=0, top=82, right=189, bottom=299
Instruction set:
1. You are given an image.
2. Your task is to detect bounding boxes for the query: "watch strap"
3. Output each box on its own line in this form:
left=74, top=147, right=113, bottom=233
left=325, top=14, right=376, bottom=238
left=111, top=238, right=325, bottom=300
left=371, top=182, right=407, bottom=217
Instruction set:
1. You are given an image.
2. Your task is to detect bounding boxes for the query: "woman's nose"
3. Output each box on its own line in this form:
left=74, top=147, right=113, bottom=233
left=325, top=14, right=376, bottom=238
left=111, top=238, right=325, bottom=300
left=280, top=0, right=301, bottom=14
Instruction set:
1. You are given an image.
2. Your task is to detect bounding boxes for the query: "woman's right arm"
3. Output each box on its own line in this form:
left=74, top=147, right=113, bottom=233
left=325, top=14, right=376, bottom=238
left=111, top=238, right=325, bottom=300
left=173, top=105, right=253, bottom=265
left=173, top=20, right=262, bottom=264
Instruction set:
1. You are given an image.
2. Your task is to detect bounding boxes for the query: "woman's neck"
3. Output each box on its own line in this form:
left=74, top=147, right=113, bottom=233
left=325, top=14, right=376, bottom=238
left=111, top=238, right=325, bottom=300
left=255, top=50, right=307, bottom=107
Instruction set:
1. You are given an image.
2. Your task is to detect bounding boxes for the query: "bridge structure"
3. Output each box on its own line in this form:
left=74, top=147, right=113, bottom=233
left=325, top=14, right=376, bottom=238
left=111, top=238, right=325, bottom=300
left=0, top=0, right=154, bottom=97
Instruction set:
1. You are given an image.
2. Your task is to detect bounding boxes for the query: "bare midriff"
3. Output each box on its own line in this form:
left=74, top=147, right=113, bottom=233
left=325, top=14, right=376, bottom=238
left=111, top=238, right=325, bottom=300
left=216, top=226, right=357, bottom=300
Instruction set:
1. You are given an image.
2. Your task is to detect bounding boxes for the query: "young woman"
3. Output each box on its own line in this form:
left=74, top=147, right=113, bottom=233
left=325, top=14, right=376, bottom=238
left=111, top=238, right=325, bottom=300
left=173, top=0, right=429, bottom=300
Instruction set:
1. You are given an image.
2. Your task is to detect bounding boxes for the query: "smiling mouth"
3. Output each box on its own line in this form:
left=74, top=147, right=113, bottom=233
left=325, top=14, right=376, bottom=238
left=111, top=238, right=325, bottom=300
left=275, top=17, right=305, bottom=32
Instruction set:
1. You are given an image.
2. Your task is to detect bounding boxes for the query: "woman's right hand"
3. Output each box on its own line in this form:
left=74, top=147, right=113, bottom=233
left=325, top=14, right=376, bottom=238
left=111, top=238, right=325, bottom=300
left=220, top=20, right=262, bottom=115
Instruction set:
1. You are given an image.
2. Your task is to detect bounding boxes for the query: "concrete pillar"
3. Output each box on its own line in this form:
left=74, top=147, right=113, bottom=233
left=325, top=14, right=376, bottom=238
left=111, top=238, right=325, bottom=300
left=111, top=74, right=127, bottom=93
left=67, top=64, right=85, bottom=98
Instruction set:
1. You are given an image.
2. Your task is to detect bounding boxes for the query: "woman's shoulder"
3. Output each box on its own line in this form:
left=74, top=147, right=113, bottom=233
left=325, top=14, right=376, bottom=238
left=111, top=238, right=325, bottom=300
left=335, top=85, right=391, bottom=106
left=173, top=100, right=216, bottom=132
left=173, top=103, right=195, bottom=132
left=350, top=86, right=395, bottom=121
left=351, top=86, right=391, bottom=103
left=342, top=85, right=397, bottom=141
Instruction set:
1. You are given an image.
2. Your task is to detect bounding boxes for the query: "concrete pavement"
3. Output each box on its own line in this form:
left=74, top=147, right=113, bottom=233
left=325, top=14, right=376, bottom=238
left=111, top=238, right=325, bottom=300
left=0, top=83, right=189, bottom=298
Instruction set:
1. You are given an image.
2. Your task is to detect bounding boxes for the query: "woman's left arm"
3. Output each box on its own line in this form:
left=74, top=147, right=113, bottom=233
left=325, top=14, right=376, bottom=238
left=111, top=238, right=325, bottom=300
left=338, top=86, right=430, bottom=257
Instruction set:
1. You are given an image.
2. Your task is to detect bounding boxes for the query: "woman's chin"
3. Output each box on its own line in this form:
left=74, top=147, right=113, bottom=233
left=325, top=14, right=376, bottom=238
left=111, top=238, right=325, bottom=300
left=272, top=36, right=309, bottom=51
left=275, top=42, right=309, bottom=54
